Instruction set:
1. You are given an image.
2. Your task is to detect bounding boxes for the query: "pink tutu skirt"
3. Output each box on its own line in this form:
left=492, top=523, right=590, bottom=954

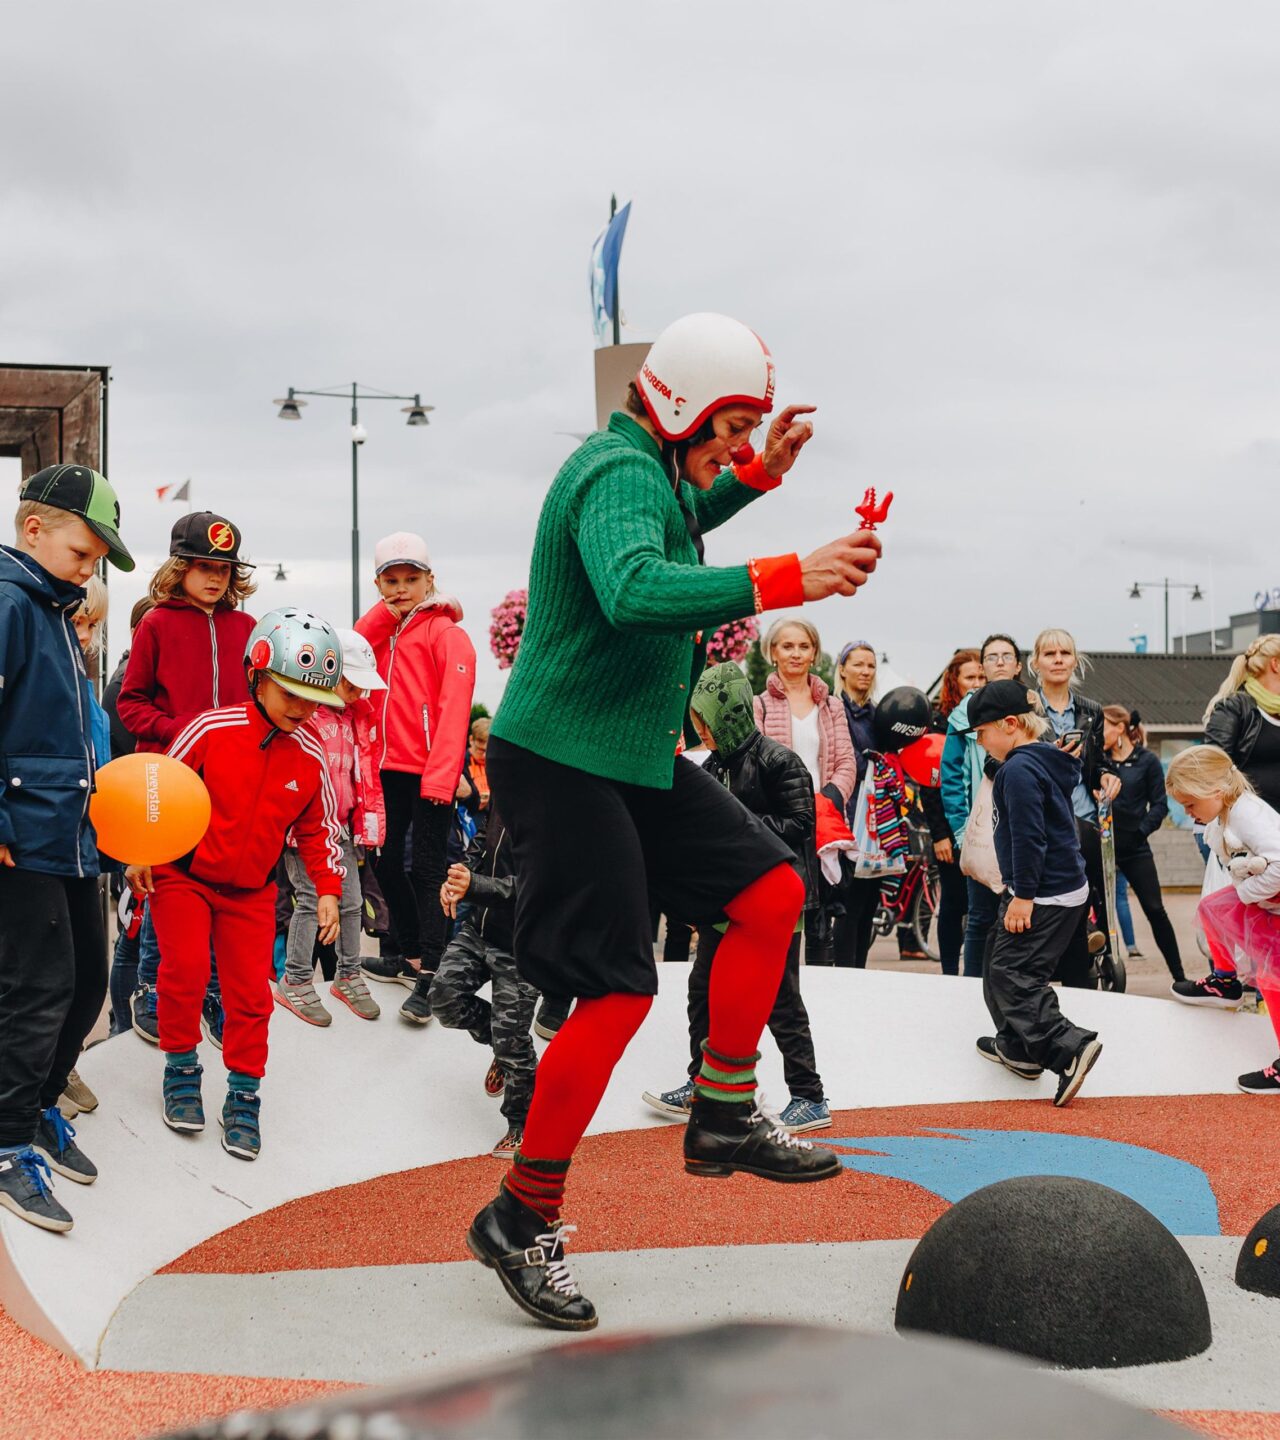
left=1198, top=887, right=1280, bottom=987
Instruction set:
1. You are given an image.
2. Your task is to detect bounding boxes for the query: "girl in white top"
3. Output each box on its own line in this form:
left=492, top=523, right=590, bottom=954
left=1167, top=744, right=1280, bottom=1094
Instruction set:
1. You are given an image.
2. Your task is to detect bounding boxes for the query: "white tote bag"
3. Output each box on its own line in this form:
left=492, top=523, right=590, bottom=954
left=959, top=774, right=1004, bottom=894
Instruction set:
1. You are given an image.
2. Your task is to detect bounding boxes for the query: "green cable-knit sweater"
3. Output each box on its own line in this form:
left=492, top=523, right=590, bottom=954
left=493, top=412, right=770, bottom=788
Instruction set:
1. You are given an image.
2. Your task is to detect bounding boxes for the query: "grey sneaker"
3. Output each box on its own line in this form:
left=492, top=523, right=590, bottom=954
left=274, top=980, right=332, bottom=1027
left=779, top=1096, right=832, bottom=1134
left=60, top=1068, right=98, bottom=1114
left=0, top=1147, right=73, bottom=1232
left=34, top=1107, right=98, bottom=1185
left=330, top=975, right=380, bottom=1020
left=641, top=1080, right=694, bottom=1119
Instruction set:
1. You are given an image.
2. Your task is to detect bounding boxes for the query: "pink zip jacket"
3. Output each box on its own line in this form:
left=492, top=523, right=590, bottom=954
left=296, top=697, right=387, bottom=850
left=753, top=672, right=857, bottom=805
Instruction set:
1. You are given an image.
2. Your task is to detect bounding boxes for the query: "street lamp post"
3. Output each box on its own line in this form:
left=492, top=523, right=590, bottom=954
left=1128, top=578, right=1203, bottom=653
left=274, top=383, right=433, bottom=623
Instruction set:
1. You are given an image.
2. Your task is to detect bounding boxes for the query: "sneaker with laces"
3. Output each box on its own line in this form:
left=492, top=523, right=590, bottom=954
left=467, top=1187, right=597, bottom=1331
left=131, top=984, right=160, bottom=1044
left=491, top=1126, right=523, bottom=1158
left=361, top=954, right=419, bottom=988
left=1238, top=1060, right=1280, bottom=1095
left=220, top=1089, right=261, bottom=1160
left=399, top=971, right=435, bottom=1026
left=976, top=1035, right=1044, bottom=1079
left=1054, top=1038, right=1103, bottom=1107
left=484, top=1058, right=506, bottom=1097
left=779, top=1096, right=832, bottom=1133
left=33, top=1107, right=97, bottom=1185
left=1172, top=974, right=1245, bottom=1008
left=274, top=980, right=333, bottom=1027
left=0, top=1147, right=73, bottom=1232
left=641, top=1080, right=694, bottom=1119
left=330, top=975, right=381, bottom=1020
left=60, top=1068, right=98, bottom=1114
left=201, top=993, right=225, bottom=1050
left=684, top=1094, right=842, bottom=1182
left=162, top=1062, right=205, bottom=1133
left=533, top=998, right=571, bottom=1041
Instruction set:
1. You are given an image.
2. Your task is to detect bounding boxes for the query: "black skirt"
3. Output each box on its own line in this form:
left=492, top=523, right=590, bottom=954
left=487, top=737, right=792, bottom=999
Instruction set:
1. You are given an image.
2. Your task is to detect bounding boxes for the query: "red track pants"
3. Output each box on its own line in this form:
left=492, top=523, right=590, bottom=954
left=150, top=866, right=277, bottom=1077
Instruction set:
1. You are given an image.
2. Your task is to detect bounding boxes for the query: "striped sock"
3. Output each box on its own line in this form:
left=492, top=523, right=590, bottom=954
left=694, top=1041, right=759, bottom=1104
left=503, top=1153, right=570, bottom=1224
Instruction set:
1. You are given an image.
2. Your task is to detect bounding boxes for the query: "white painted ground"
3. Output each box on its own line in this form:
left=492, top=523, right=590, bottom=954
left=1, top=967, right=1272, bottom=1368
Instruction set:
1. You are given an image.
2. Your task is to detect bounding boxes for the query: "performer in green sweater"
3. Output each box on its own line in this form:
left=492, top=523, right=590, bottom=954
left=468, top=312, right=882, bottom=1331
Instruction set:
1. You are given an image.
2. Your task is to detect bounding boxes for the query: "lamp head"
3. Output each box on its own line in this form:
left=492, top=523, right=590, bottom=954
left=275, top=389, right=306, bottom=421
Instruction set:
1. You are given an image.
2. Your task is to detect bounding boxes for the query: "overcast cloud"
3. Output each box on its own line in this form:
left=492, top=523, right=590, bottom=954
left=4, top=1, right=1277, bottom=701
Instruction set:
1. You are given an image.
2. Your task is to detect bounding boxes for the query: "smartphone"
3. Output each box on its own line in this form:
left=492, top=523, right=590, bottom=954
left=1059, top=729, right=1084, bottom=749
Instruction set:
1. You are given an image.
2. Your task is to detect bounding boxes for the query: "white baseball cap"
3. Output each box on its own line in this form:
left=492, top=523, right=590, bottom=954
left=374, top=531, right=431, bottom=575
left=336, top=628, right=387, bottom=691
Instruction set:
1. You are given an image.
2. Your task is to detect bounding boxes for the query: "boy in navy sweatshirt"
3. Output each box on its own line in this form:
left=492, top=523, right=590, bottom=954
left=960, top=681, right=1103, bottom=1107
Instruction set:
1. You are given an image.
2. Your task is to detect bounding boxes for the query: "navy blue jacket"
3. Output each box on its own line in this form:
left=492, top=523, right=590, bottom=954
left=992, top=740, right=1087, bottom=901
left=0, top=545, right=99, bottom=876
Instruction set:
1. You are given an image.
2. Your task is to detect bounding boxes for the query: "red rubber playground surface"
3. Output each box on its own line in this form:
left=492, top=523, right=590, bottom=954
left=5, top=1095, right=1279, bottom=1440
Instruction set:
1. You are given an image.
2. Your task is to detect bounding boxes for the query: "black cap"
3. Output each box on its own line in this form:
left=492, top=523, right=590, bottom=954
left=20, top=463, right=134, bottom=572
left=956, top=680, right=1037, bottom=733
left=169, top=511, right=254, bottom=567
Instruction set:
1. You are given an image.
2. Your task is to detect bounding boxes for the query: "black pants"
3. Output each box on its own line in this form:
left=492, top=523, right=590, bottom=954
left=687, top=928, right=823, bottom=1101
left=936, top=858, right=968, bottom=976
left=0, top=869, right=106, bottom=1148
left=1048, top=818, right=1105, bottom=989
left=832, top=877, right=881, bottom=968
left=375, top=771, right=454, bottom=973
left=1116, top=841, right=1184, bottom=980
left=984, top=897, right=1095, bottom=1073
left=661, top=916, right=695, bottom=965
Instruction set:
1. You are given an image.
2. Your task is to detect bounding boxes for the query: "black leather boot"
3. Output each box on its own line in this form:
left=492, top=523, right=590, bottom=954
left=684, top=1095, right=842, bottom=1182
left=467, top=1187, right=598, bottom=1331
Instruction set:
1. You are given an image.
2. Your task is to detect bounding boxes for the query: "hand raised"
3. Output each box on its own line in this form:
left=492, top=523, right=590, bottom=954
left=762, top=404, right=816, bottom=479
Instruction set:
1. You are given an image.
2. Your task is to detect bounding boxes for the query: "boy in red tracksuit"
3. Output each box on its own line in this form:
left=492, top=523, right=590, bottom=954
left=355, top=531, right=475, bottom=1027
left=127, top=608, right=347, bottom=1160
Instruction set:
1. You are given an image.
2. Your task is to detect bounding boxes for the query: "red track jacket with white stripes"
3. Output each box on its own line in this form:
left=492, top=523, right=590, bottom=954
left=166, top=703, right=344, bottom=896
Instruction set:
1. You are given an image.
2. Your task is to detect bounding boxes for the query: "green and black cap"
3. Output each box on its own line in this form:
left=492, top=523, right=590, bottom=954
left=20, top=463, right=134, bottom=572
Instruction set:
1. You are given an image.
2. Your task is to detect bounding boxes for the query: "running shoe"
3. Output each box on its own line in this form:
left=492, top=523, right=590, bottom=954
left=131, top=984, right=160, bottom=1044
left=220, top=1088, right=261, bottom=1160
left=274, top=980, right=333, bottom=1027
left=976, top=1035, right=1044, bottom=1079
left=399, top=972, right=435, bottom=1026
left=484, top=1059, right=506, bottom=1097
left=641, top=1080, right=694, bottom=1118
left=33, top=1107, right=97, bottom=1185
left=330, top=975, right=381, bottom=1020
left=162, top=1061, right=205, bottom=1133
left=1054, top=1039, right=1103, bottom=1108
left=779, top=1097, right=832, bottom=1133
left=1171, top=974, right=1244, bottom=1008
left=0, top=1147, right=72, bottom=1232
left=361, top=955, right=418, bottom=988
left=201, top=993, right=225, bottom=1050
left=1238, top=1060, right=1280, bottom=1095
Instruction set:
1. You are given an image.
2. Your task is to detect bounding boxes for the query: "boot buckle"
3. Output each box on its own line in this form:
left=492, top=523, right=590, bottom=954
left=523, top=1245, right=546, bottom=1266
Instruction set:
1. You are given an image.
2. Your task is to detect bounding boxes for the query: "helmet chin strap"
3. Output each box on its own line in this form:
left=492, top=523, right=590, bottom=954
left=245, top=667, right=282, bottom=747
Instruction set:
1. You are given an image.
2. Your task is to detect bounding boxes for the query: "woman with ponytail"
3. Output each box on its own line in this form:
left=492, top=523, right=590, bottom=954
left=1204, top=635, right=1280, bottom=811
left=1101, top=705, right=1184, bottom=982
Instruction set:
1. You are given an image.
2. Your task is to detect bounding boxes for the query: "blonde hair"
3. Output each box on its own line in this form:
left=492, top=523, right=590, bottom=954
left=148, top=555, right=256, bottom=610
left=1028, top=627, right=1090, bottom=684
left=1012, top=711, right=1052, bottom=740
left=1203, top=634, right=1280, bottom=724
left=72, top=575, right=108, bottom=657
left=14, top=499, right=75, bottom=538
left=1166, top=744, right=1254, bottom=809
left=470, top=716, right=491, bottom=740
left=762, top=617, right=821, bottom=667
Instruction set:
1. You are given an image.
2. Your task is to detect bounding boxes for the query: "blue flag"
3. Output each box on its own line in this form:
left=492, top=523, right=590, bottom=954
left=589, top=201, right=631, bottom=345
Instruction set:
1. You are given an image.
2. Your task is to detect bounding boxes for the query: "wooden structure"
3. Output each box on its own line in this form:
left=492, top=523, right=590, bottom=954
left=0, top=363, right=109, bottom=481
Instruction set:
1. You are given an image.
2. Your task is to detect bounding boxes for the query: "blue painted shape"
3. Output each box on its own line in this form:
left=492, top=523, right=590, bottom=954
left=825, top=1129, right=1220, bottom=1235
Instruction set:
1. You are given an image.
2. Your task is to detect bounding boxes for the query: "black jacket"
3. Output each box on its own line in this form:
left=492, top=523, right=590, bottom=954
left=920, top=707, right=952, bottom=846
left=1205, top=691, right=1265, bottom=772
left=463, top=802, right=516, bottom=952
left=704, top=731, right=819, bottom=900
left=102, top=650, right=136, bottom=760
left=1109, top=745, right=1168, bottom=850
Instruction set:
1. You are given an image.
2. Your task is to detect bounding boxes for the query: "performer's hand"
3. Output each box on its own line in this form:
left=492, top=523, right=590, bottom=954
left=0, top=844, right=13, bottom=869
left=1097, top=773, right=1122, bottom=803
left=316, top=894, right=340, bottom=946
left=126, top=864, right=154, bottom=896
left=800, top=530, right=882, bottom=600
left=1004, top=897, right=1033, bottom=933
left=934, top=838, right=954, bottom=865
left=762, top=404, right=817, bottom=479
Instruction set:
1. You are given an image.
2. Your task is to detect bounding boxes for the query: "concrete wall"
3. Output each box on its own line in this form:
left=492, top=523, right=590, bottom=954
left=1152, top=827, right=1205, bottom=888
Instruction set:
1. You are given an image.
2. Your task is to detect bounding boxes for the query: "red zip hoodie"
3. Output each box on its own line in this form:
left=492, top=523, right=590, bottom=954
left=355, top=595, right=475, bottom=803
left=166, top=703, right=344, bottom=895
left=118, top=601, right=256, bottom=753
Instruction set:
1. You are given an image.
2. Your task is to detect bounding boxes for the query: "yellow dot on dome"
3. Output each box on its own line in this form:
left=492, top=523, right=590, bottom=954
left=905, top=1272, right=913, bottom=1291
left=1256, top=1238, right=1269, bottom=1258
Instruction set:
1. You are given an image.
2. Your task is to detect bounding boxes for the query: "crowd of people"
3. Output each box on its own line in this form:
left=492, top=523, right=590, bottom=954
left=2, top=314, right=1279, bottom=1339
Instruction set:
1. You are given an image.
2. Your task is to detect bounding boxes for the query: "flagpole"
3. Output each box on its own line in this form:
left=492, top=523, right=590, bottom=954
left=610, top=194, right=620, bottom=346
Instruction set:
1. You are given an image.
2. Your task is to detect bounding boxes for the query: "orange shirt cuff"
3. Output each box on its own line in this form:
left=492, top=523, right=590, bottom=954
left=733, top=454, right=782, bottom=492
left=747, top=554, right=805, bottom=612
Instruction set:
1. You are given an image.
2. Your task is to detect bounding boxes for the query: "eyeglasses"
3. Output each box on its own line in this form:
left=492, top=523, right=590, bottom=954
left=984, top=652, right=1017, bottom=665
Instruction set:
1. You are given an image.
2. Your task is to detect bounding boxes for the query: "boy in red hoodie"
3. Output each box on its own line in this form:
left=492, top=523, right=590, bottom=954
left=355, top=532, right=475, bottom=1027
left=126, top=609, right=346, bottom=1160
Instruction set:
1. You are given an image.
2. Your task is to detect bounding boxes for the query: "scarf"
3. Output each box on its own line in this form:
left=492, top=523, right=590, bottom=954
left=1245, top=677, right=1280, bottom=717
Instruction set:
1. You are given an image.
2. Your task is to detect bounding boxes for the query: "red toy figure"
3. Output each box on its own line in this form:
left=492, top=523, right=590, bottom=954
left=856, top=487, right=894, bottom=531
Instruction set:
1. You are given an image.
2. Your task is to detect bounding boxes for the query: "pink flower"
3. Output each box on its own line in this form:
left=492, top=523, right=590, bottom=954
left=490, top=588, right=529, bottom=669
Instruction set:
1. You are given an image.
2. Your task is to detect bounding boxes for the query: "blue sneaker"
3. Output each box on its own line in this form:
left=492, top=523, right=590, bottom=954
left=131, top=984, right=160, bottom=1045
left=34, top=1106, right=97, bottom=1185
left=162, top=1061, right=205, bottom=1133
left=200, top=993, right=225, bottom=1050
left=779, top=1096, right=832, bottom=1134
left=220, top=1088, right=261, bottom=1160
left=0, top=1146, right=73, bottom=1232
left=641, top=1080, right=694, bottom=1119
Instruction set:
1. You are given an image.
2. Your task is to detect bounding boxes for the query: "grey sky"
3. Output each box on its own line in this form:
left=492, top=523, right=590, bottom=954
left=4, top=1, right=1276, bottom=702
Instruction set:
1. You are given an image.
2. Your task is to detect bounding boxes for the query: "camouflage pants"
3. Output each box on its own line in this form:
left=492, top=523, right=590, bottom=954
left=429, top=920, right=537, bottom=1125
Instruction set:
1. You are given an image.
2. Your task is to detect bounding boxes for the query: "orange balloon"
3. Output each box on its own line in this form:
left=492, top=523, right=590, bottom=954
left=90, top=754, right=212, bottom=866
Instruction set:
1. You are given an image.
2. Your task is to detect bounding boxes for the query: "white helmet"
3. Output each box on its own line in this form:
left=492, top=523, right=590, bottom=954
left=635, top=312, right=776, bottom=443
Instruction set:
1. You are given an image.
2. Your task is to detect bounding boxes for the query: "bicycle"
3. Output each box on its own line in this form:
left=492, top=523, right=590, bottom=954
left=872, top=839, right=941, bottom=962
